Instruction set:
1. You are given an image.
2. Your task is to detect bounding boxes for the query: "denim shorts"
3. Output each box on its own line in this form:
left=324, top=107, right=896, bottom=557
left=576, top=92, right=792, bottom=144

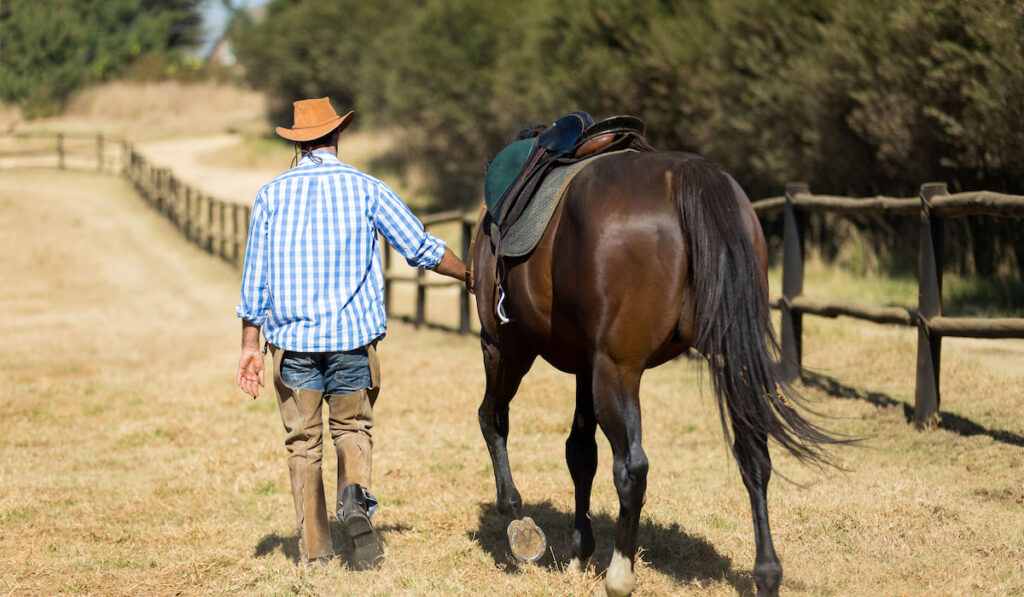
left=280, top=347, right=372, bottom=395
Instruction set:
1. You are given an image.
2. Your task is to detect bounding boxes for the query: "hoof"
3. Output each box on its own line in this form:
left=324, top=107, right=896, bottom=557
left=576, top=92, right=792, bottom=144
left=604, top=549, right=635, bottom=597
left=567, top=556, right=589, bottom=573
left=507, top=516, right=546, bottom=562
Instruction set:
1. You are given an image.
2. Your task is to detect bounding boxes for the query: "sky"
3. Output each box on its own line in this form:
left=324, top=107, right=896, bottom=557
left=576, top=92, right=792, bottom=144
left=196, top=0, right=270, bottom=56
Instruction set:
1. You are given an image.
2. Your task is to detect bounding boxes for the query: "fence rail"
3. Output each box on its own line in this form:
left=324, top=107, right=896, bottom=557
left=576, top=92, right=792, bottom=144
left=753, top=182, right=1024, bottom=429
left=381, top=211, right=478, bottom=334
left=0, top=131, right=118, bottom=173
left=6, top=131, right=1020, bottom=427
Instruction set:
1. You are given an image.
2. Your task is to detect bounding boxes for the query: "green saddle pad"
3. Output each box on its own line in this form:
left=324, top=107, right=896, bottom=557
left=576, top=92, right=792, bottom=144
left=484, top=138, right=536, bottom=216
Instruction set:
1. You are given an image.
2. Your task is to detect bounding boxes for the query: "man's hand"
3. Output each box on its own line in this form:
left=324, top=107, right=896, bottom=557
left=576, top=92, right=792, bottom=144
left=237, top=347, right=265, bottom=398
left=465, top=268, right=475, bottom=295
left=238, top=319, right=265, bottom=398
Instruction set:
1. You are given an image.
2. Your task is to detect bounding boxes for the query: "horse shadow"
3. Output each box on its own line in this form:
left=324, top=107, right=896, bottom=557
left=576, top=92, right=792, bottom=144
left=470, top=501, right=755, bottom=594
left=254, top=519, right=411, bottom=563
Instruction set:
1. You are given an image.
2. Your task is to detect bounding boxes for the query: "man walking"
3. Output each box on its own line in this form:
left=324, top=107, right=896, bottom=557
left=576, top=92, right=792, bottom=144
left=235, top=97, right=472, bottom=569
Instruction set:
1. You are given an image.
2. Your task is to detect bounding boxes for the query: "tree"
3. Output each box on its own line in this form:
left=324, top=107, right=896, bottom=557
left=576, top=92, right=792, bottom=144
left=0, top=0, right=203, bottom=115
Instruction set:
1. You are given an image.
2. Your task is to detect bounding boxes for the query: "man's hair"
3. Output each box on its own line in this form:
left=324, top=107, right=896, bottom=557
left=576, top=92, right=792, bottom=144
left=299, top=128, right=339, bottom=156
left=295, top=128, right=340, bottom=165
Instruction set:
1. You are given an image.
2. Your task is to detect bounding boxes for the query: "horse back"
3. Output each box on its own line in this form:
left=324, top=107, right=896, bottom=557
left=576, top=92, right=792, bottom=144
left=485, top=152, right=694, bottom=373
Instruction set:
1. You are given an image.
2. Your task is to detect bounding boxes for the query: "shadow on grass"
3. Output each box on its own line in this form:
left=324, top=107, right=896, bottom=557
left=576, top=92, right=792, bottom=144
left=254, top=519, right=411, bottom=563
left=470, top=501, right=754, bottom=595
left=800, top=370, right=1024, bottom=447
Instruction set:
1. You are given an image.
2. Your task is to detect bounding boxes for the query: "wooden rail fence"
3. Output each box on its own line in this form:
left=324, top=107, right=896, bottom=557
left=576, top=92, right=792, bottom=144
left=752, top=183, right=1024, bottom=429
left=0, top=131, right=118, bottom=173
left=6, top=132, right=1019, bottom=428
left=381, top=210, right=479, bottom=334
left=120, top=140, right=479, bottom=335
left=122, top=143, right=250, bottom=268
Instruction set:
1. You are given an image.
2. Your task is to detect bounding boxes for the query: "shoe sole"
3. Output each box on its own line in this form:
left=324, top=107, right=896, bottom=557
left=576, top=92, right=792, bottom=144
left=344, top=511, right=384, bottom=570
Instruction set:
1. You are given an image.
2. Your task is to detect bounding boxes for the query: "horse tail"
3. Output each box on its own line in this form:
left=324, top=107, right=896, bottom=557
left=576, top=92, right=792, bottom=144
left=672, top=155, right=843, bottom=472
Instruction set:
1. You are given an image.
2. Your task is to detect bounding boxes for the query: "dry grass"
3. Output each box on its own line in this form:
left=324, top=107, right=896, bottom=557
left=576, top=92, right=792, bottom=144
left=2, top=81, right=267, bottom=140
left=3, top=80, right=437, bottom=212
left=1, top=168, right=1023, bottom=596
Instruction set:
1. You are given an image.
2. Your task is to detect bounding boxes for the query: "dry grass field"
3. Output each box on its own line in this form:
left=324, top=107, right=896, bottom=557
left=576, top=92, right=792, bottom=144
left=1, top=166, right=1023, bottom=597
left=2, top=81, right=267, bottom=139
left=2, top=81, right=1023, bottom=595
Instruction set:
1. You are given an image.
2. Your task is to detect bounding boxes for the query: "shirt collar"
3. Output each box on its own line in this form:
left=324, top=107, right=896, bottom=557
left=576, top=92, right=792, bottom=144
left=298, top=149, right=342, bottom=166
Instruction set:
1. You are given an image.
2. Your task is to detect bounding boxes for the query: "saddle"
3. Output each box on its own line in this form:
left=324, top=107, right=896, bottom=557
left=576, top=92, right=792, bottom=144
left=484, top=112, right=652, bottom=237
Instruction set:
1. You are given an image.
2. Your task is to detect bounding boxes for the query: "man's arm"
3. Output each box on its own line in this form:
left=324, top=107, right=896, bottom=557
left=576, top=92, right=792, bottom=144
left=236, top=193, right=270, bottom=398
left=432, top=246, right=474, bottom=294
left=237, top=319, right=264, bottom=398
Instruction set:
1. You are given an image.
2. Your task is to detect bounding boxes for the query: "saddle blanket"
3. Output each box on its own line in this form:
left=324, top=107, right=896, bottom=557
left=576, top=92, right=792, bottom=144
left=491, top=150, right=632, bottom=258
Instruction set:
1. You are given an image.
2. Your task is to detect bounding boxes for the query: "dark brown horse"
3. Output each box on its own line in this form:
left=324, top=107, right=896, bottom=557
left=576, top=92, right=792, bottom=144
left=472, top=148, right=839, bottom=596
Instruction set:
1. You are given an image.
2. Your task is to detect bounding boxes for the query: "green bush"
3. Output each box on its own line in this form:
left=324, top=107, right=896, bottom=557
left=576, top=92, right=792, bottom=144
left=0, top=0, right=203, bottom=113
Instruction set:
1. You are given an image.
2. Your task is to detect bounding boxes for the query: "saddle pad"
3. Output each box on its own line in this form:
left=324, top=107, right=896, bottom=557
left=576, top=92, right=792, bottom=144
left=492, top=151, right=626, bottom=258
left=484, top=138, right=536, bottom=216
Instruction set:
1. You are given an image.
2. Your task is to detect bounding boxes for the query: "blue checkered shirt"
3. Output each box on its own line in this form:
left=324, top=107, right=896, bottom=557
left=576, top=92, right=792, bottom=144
left=236, top=150, right=446, bottom=351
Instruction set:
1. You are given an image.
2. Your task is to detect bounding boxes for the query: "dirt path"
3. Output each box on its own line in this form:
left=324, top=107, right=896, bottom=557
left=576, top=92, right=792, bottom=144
left=135, top=134, right=276, bottom=204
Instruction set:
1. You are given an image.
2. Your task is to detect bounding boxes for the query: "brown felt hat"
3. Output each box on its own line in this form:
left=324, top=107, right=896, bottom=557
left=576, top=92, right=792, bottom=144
left=275, top=97, right=354, bottom=142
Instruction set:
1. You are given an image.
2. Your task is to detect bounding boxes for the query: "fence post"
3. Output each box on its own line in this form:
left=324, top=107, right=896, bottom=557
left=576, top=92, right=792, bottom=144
left=415, top=266, right=426, bottom=328
left=154, top=169, right=164, bottom=211
left=96, top=134, right=104, bottom=172
left=915, top=182, right=947, bottom=429
left=195, top=193, right=204, bottom=247
left=57, top=133, right=65, bottom=169
left=459, top=218, right=473, bottom=334
left=183, top=187, right=192, bottom=241
left=232, top=204, right=242, bottom=266
left=780, top=182, right=808, bottom=382
left=205, top=195, right=215, bottom=253
left=242, top=205, right=251, bottom=263
left=220, top=202, right=229, bottom=260
left=168, top=175, right=178, bottom=226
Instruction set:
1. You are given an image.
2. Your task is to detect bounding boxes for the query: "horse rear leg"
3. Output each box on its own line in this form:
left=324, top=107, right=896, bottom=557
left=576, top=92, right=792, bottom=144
left=732, top=423, right=782, bottom=597
left=592, top=356, right=646, bottom=597
left=478, top=336, right=541, bottom=560
left=565, top=374, right=598, bottom=569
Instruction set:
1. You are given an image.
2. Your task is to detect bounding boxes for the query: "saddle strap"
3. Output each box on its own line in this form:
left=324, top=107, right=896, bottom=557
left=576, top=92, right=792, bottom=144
left=468, top=204, right=487, bottom=277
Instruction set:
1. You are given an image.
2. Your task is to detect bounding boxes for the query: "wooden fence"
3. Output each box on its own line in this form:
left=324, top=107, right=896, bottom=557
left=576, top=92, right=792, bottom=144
left=122, top=143, right=250, bottom=267
left=0, top=131, right=118, bottom=173
left=7, top=131, right=1020, bottom=428
left=381, top=210, right=479, bottom=334
left=751, top=183, right=1024, bottom=429
left=122, top=140, right=480, bottom=334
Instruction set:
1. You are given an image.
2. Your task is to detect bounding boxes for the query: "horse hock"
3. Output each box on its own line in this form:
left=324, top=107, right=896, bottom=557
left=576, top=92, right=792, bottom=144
left=506, top=516, right=546, bottom=562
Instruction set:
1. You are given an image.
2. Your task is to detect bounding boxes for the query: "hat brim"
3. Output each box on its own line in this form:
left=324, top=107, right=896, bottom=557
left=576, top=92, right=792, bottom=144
left=276, top=110, right=355, bottom=142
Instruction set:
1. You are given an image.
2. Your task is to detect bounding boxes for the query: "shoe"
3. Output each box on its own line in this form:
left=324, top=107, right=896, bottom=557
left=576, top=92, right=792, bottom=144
left=339, top=483, right=384, bottom=570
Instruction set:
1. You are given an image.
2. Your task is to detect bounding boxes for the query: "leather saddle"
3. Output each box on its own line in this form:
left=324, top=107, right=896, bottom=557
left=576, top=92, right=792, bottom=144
left=484, top=113, right=650, bottom=236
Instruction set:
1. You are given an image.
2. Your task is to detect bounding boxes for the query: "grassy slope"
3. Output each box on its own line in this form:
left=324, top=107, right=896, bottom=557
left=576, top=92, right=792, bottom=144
left=0, top=169, right=1022, bottom=596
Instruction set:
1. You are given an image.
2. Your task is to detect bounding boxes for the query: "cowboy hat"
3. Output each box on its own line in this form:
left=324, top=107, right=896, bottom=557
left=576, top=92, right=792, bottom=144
left=275, top=97, right=354, bottom=142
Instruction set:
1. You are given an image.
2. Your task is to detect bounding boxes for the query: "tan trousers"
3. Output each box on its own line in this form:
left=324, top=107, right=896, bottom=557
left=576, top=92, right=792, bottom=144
left=270, top=343, right=381, bottom=561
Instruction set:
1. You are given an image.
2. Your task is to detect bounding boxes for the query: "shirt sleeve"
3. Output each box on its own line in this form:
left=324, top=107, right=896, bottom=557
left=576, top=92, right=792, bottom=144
left=236, top=191, right=271, bottom=324
left=371, top=182, right=446, bottom=268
